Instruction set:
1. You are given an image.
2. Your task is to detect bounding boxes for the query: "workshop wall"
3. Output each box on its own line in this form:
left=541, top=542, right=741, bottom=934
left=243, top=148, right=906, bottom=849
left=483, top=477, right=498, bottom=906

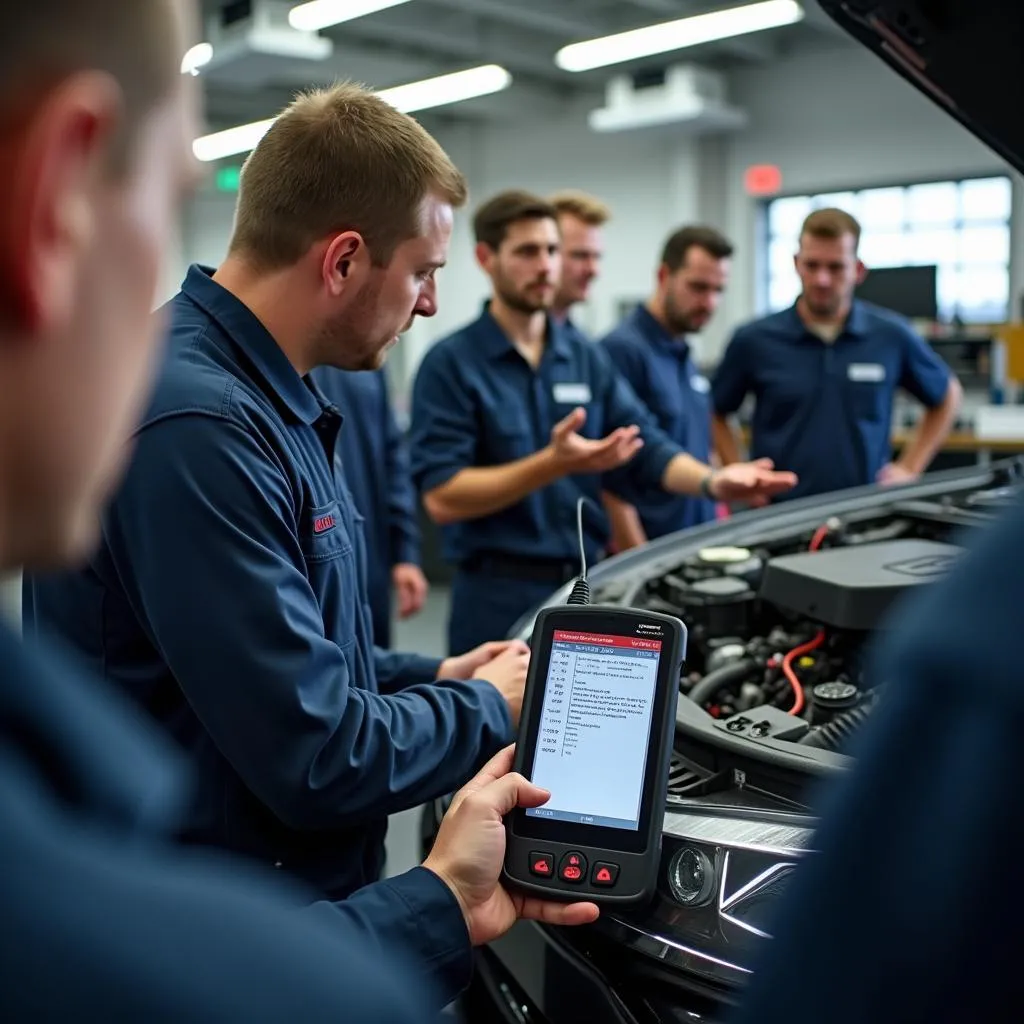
left=705, top=41, right=1023, bottom=363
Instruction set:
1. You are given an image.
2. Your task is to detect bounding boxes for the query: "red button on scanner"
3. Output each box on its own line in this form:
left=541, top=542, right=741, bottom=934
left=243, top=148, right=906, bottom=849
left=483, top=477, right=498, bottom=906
left=529, top=852, right=554, bottom=878
left=592, top=862, right=620, bottom=887
left=559, top=851, right=588, bottom=884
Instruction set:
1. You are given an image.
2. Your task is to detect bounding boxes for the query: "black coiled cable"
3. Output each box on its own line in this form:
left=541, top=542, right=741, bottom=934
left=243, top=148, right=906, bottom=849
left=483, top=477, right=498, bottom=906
left=799, top=702, right=873, bottom=751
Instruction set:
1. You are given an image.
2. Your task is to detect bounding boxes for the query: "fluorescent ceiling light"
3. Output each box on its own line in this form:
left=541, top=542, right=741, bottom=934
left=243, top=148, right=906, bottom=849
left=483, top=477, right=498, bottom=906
left=378, top=64, right=512, bottom=113
left=555, top=0, right=804, bottom=73
left=289, top=0, right=415, bottom=32
left=193, top=119, right=277, bottom=163
left=192, top=65, right=511, bottom=162
left=181, top=42, right=213, bottom=76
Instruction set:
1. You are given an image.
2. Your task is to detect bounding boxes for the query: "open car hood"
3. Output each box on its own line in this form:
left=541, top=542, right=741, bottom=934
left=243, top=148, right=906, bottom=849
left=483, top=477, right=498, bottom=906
left=819, top=0, right=1023, bottom=173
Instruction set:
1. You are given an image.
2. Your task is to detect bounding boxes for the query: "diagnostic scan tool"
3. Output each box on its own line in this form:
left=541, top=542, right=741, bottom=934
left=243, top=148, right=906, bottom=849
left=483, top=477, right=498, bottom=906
left=504, top=605, right=686, bottom=906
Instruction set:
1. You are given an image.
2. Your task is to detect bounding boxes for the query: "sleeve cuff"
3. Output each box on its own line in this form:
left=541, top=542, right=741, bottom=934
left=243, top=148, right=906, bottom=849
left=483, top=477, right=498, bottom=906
left=416, top=464, right=465, bottom=495
left=409, top=654, right=444, bottom=685
left=392, top=539, right=421, bottom=567
left=381, top=866, right=474, bottom=1005
left=637, top=441, right=682, bottom=489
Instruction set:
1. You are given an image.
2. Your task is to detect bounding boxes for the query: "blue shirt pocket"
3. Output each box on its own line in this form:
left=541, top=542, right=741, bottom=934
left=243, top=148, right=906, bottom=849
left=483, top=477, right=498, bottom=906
left=486, top=401, right=533, bottom=461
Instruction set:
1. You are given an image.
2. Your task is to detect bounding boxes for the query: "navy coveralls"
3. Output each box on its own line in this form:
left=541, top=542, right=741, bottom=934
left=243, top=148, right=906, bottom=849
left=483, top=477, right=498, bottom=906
left=600, top=304, right=715, bottom=538
left=732, top=492, right=1024, bottom=1023
left=712, top=301, right=951, bottom=501
left=409, top=305, right=682, bottom=655
left=25, top=266, right=512, bottom=899
left=309, top=367, right=421, bottom=648
left=1, top=620, right=471, bottom=1021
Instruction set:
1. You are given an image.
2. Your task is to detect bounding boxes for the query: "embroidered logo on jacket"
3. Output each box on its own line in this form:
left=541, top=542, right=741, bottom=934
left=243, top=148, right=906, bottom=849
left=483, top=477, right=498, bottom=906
left=313, top=514, right=337, bottom=535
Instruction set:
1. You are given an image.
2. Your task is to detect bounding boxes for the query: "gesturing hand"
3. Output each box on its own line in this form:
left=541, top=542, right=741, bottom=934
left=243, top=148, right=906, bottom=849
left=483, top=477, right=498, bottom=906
left=550, top=407, right=644, bottom=475
left=707, top=458, right=798, bottom=506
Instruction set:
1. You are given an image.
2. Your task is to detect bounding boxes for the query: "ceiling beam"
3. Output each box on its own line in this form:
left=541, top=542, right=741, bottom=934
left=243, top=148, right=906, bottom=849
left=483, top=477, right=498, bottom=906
left=425, top=0, right=600, bottom=39
left=339, top=15, right=571, bottom=82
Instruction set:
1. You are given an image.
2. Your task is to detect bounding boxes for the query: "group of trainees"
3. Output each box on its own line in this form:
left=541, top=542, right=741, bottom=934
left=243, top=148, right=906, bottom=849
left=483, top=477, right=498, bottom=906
left=1, top=4, right=1018, bottom=1023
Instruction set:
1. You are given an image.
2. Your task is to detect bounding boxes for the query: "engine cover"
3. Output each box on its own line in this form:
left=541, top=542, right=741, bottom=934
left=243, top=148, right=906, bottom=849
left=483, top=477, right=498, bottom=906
left=760, top=539, right=962, bottom=630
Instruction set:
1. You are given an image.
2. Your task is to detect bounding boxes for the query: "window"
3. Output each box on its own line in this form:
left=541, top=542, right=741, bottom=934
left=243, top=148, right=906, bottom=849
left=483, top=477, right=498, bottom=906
left=761, top=176, right=1013, bottom=324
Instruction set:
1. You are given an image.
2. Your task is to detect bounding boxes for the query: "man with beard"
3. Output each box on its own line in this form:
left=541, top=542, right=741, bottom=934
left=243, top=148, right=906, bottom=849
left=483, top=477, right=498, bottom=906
left=712, top=207, right=960, bottom=501
left=598, top=226, right=734, bottom=550
left=25, top=83, right=533, bottom=903
left=409, top=190, right=796, bottom=654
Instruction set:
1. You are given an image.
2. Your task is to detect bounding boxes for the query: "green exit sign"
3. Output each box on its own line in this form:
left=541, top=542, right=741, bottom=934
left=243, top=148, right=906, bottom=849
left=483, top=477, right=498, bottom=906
left=215, top=166, right=242, bottom=192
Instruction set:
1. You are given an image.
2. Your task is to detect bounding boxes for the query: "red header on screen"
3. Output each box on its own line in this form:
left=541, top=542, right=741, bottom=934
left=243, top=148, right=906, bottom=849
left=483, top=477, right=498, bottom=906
left=553, top=630, right=662, bottom=651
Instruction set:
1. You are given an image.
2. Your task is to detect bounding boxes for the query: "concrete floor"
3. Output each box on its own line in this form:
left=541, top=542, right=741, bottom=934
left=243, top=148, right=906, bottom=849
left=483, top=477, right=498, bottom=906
left=384, top=585, right=452, bottom=877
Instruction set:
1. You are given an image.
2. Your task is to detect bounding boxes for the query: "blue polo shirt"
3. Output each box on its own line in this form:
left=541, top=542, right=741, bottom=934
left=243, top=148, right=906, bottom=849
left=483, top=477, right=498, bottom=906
left=712, top=301, right=951, bottom=501
left=408, top=305, right=682, bottom=568
left=600, top=304, right=715, bottom=537
left=24, top=265, right=512, bottom=899
left=309, top=368, right=420, bottom=648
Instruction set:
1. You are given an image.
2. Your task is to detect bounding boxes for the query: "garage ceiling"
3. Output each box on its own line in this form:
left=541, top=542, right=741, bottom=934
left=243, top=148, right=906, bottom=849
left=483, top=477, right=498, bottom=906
left=197, top=0, right=852, bottom=130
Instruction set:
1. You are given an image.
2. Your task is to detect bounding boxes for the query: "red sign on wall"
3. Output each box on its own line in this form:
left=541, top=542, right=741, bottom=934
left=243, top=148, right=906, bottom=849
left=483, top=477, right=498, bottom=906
left=744, top=164, right=783, bottom=196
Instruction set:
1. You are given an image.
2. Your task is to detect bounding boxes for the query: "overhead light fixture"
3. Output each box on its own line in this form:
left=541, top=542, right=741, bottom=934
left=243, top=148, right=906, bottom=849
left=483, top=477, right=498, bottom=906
left=555, top=0, right=804, bottom=73
left=289, top=0, right=415, bottom=32
left=193, top=119, right=277, bottom=163
left=378, top=64, right=512, bottom=113
left=181, top=42, right=213, bottom=76
left=192, top=65, right=512, bottom=162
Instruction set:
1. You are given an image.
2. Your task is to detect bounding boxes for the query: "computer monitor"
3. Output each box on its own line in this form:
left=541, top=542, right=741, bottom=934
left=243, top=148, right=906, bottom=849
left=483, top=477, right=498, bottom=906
left=855, top=265, right=938, bottom=320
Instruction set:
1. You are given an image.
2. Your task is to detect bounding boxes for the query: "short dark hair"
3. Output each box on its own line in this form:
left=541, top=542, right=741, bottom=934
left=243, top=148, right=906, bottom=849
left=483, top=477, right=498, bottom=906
left=660, top=226, right=734, bottom=272
left=801, top=207, right=862, bottom=249
left=2, top=1, right=181, bottom=174
left=474, top=190, right=557, bottom=251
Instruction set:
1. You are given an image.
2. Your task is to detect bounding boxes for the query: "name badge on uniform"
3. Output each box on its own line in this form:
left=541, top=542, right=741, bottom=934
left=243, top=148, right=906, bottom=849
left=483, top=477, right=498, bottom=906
left=553, top=382, right=592, bottom=405
left=848, top=363, right=886, bottom=383
left=690, top=374, right=711, bottom=394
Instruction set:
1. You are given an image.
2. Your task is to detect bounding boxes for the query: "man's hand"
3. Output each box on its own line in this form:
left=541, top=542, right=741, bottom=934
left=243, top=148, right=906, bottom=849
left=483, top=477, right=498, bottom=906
left=876, top=462, right=919, bottom=486
left=438, top=640, right=529, bottom=681
left=550, top=407, right=644, bottom=476
left=439, top=641, right=531, bottom=725
left=707, top=458, right=797, bottom=507
left=392, top=563, right=429, bottom=619
left=424, top=746, right=600, bottom=946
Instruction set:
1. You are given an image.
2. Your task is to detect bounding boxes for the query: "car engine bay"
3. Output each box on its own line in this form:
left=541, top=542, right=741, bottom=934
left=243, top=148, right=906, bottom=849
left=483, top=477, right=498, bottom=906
left=433, top=462, right=1024, bottom=1022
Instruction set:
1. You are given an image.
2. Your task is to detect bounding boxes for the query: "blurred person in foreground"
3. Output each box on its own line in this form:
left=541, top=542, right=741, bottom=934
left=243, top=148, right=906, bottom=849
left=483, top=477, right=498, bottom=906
left=0, top=1, right=596, bottom=1019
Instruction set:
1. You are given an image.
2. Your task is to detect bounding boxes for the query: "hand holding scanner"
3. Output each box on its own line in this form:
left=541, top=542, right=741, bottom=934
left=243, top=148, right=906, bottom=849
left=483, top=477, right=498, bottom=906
left=503, top=605, right=686, bottom=906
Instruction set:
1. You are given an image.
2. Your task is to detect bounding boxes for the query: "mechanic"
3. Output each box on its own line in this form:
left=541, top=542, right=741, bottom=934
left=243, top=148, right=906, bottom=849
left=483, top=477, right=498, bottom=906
left=712, top=207, right=961, bottom=501
left=309, top=366, right=428, bottom=648
left=409, top=190, right=797, bottom=655
left=25, top=83, right=531, bottom=902
left=599, top=226, right=734, bottom=550
left=0, top=2, right=597, bottom=1018
left=549, top=189, right=610, bottom=344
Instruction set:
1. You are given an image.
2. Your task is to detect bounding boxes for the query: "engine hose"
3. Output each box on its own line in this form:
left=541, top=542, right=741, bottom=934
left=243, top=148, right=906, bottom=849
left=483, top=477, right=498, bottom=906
left=799, top=703, right=873, bottom=751
left=687, top=658, right=761, bottom=707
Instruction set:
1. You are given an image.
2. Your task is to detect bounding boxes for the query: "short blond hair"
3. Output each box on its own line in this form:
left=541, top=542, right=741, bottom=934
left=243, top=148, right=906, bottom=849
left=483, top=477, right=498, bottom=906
left=230, top=83, right=468, bottom=269
left=548, top=190, right=611, bottom=227
left=801, top=207, right=862, bottom=249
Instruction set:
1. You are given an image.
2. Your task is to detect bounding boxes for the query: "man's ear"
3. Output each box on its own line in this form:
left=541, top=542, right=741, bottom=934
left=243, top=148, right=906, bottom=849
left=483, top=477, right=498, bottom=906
left=474, top=241, right=495, bottom=274
left=322, top=231, right=368, bottom=296
left=0, top=72, right=119, bottom=335
left=855, top=259, right=868, bottom=286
